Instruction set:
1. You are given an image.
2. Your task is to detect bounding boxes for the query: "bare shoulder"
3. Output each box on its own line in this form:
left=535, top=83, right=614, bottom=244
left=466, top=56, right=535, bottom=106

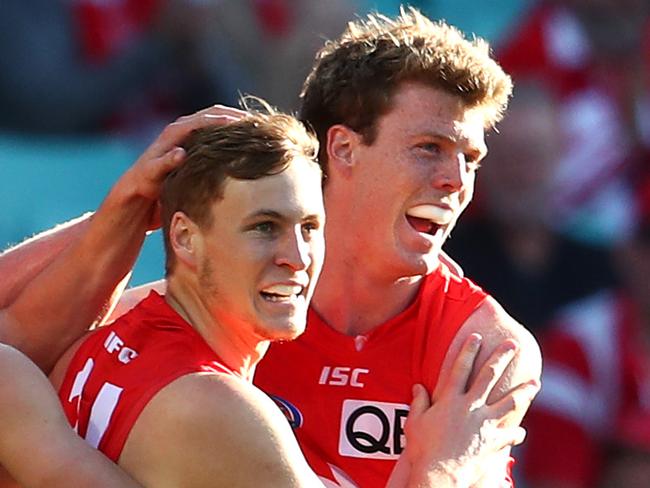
left=442, top=296, right=542, bottom=397
left=120, top=372, right=319, bottom=488
left=467, top=296, right=541, bottom=375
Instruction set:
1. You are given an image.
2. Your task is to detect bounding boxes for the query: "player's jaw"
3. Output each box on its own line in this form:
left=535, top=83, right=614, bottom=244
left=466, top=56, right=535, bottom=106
left=194, top=161, right=325, bottom=347
left=254, top=274, right=313, bottom=340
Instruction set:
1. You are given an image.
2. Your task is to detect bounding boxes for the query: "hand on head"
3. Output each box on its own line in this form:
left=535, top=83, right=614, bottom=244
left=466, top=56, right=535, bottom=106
left=117, top=105, right=247, bottom=230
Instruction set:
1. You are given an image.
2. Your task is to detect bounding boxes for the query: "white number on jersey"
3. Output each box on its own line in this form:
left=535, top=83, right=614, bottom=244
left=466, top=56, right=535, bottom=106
left=67, top=357, right=123, bottom=448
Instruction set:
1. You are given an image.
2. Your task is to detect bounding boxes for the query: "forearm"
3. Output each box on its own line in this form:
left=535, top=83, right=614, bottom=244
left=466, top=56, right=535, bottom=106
left=4, top=184, right=151, bottom=372
left=0, top=344, right=140, bottom=488
left=0, top=213, right=91, bottom=309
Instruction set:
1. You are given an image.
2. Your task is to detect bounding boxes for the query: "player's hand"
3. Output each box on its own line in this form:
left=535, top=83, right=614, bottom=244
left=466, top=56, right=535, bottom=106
left=113, top=104, right=247, bottom=230
left=403, top=334, right=539, bottom=487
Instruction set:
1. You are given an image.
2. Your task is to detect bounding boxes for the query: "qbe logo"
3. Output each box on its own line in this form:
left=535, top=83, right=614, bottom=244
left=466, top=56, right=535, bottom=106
left=338, top=399, right=409, bottom=460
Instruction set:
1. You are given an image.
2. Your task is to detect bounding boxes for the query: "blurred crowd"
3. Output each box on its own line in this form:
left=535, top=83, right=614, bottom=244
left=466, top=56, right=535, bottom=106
left=1, top=1, right=649, bottom=487
left=447, top=1, right=650, bottom=487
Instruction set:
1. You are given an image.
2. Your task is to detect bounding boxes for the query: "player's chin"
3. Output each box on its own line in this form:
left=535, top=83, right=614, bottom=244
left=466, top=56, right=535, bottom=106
left=259, top=319, right=306, bottom=342
left=395, top=249, right=441, bottom=277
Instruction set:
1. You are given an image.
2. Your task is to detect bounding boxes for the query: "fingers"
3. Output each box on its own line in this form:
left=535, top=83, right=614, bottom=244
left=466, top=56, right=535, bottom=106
left=145, top=201, right=163, bottom=232
left=434, top=333, right=482, bottom=401
left=492, top=426, right=527, bottom=450
left=153, top=147, right=186, bottom=176
left=409, top=384, right=431, bottom=417
left=468, top=340, right=518, bottom=406
left=149, top=104, right=248, bottom=157
left=488, top=379, right=540, bottom=419
left=178, top=104, right=248, bottom=121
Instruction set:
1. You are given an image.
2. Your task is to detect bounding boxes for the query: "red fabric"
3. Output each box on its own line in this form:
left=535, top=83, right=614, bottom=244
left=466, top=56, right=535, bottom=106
left=497, top=2, right=590, bottom=96
left=252, top=0, right=293, bottom=38
left=523, top=292, right=650, bottom=486
left=541, top=324, right=593, bottom=382
left=255, top=263, right=491, bottom=487
left=523, top=410, right=600, bottom=487
left=72, top=0, right=162, bottom=63
left=58, top=291, right=235, bottom=461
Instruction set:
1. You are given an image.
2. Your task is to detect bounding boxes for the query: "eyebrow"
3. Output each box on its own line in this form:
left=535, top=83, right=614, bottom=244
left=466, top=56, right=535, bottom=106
left=245, top=209, right=323, bottom=222
left=246, top=209, right=283, bottom=220
left=422, top=131, right=487, bottom=159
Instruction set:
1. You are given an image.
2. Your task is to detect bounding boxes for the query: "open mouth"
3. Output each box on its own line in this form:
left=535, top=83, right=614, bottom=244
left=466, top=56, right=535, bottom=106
left=260, top=284, right=305, bottom=302
left=405, top=204, right=453, bottom=236
left=406, top=215, right=441, bottom=235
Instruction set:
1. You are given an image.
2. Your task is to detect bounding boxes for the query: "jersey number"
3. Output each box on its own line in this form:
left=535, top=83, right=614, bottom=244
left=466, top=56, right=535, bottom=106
left=67, top=357, right=123, bottom=448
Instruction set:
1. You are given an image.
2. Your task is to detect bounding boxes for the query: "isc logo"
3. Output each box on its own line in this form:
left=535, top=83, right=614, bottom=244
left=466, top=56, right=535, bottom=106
left=338, top=399, right=409, bottom=460
left=319, top=366, right=369, bottom=388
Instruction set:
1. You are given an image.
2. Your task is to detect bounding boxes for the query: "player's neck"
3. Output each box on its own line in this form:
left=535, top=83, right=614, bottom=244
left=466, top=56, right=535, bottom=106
left=312, top=257, right=423, bottom=336
left=165, top=276, right=266, bottom=381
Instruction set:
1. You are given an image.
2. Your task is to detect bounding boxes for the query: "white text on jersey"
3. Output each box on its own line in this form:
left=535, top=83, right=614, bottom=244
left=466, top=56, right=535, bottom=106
left=319, top=366, right=369, bottom=387
left=103, top=331, right=138, bottom=364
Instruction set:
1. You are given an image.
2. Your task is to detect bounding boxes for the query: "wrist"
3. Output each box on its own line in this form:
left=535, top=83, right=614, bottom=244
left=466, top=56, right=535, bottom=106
left=409, top=458, right=470, bottom=488
left=99, top=174, right=156, bottom=225
left=105, top=168, right=152, bottom=207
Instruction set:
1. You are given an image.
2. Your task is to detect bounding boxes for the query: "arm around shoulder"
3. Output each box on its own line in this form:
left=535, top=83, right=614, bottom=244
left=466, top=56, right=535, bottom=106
left=119, top=373, right=322, bottom=488
left=0, top=343, right=139, bottom=488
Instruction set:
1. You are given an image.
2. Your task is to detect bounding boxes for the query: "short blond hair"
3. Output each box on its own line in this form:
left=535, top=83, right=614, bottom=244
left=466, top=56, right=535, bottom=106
left=300, top=7, right=512, bottom=167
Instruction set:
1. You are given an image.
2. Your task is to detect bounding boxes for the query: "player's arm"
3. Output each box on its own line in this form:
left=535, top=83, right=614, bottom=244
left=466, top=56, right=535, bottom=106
left=441, top=297, right=543, bottom=487
left=0, top=105, right=246, bottom=374
left=119, top=373, right=323, bottom=487
left=0, top=213, right=92, bottom=310
left=390, top=334, right=537, bottom=487
left=0, top=343, right=140, bottom=488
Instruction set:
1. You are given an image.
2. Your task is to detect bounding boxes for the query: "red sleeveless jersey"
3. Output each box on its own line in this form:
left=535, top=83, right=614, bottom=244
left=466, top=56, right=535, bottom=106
left=58, top=291, right=235, bottom=462
left=254, top=263, right=489, bottom=487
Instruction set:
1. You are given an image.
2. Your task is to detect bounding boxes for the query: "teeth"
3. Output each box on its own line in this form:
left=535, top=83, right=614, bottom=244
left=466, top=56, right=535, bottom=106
left=406, top=204, right=453, bottom=225
left=261, top=284, right=303, bottom=297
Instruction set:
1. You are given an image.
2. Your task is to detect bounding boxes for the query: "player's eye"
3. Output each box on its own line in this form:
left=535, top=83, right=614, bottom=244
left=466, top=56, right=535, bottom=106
left=416, top=142, right=441, bottom=154
left=302, top=221, right=319, bottom=234
left=252, top=221, right=276, bottom=234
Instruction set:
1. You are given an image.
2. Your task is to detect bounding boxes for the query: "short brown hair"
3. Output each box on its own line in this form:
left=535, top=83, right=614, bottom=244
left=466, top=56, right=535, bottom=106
left=300, top=7, right=512, bottom=169
left=161, top=106, right=319, bottom=274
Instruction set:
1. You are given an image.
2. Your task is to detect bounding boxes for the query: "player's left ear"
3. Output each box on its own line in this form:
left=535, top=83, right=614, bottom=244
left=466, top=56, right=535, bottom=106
left=169, top=211, right=201, bottom=269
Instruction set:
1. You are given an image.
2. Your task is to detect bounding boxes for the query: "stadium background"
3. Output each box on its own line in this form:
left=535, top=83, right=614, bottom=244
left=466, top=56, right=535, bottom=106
left=2, top=1, right=649, bottom=487
left=0, top=0, right=533, bottom=286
